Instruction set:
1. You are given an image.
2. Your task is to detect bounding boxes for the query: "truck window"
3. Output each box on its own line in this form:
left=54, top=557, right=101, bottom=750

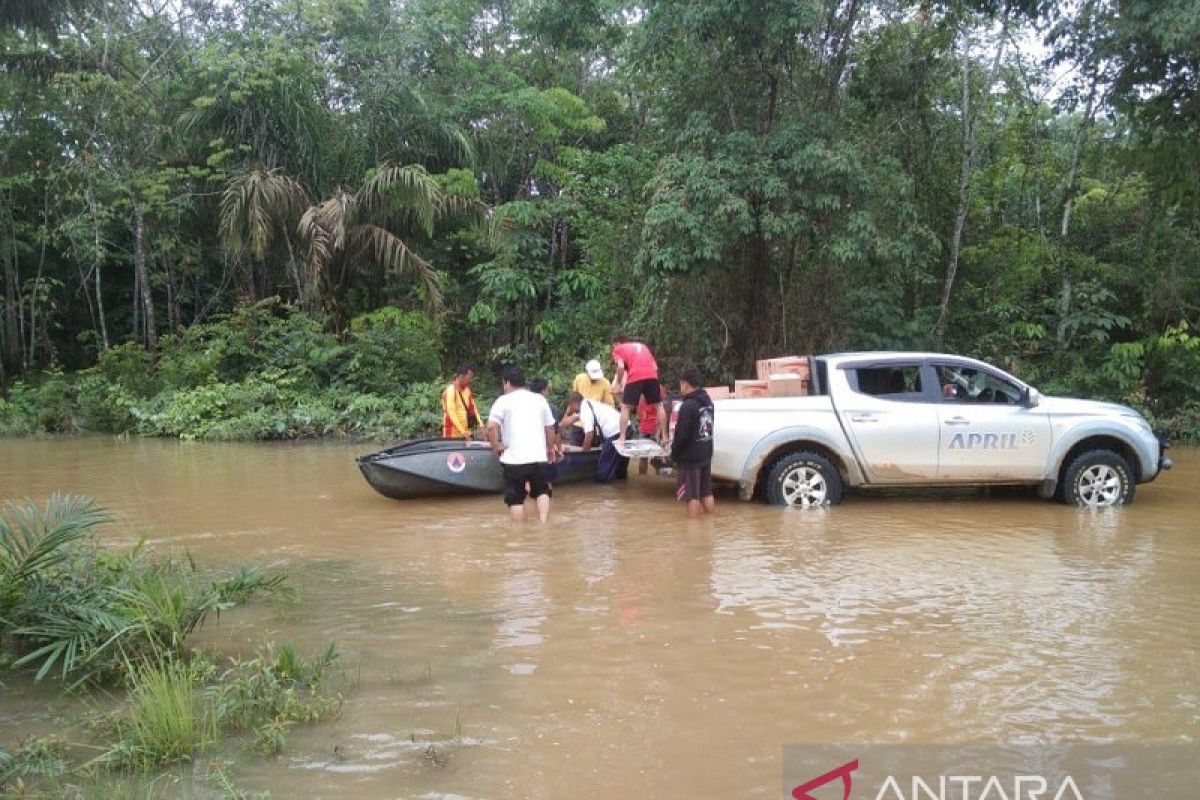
left=849, top=365, right=924, bottom=400
left=935, top=364, right=1021, bottom=404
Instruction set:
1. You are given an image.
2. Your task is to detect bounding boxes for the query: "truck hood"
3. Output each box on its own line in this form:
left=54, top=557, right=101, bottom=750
left=1037, top=395, right=1140, bottom=418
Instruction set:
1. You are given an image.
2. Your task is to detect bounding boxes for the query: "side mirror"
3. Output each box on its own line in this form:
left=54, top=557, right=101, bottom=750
left=1023, top=387, right=1041, bottom=408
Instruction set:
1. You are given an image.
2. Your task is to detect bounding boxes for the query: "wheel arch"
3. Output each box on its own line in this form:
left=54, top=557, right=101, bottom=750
left=751, top=440, right=855, bottom=501
left=1056, top=435, right=1142, bottom=484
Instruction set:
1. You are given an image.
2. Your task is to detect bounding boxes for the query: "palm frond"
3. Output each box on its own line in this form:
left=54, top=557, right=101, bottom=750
left=219, top=169, right=311, bottom=262
left=349, top=224, right=445, bottom=311
left=0, top=494, right=109, bottom=586
left=298, top=190, right=356, bottom=290
left=356, top=164, right=440, bottom=237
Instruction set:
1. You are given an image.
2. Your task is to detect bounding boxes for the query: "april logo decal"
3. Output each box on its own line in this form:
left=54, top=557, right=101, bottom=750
left=446, top=452, right=467, bottom=473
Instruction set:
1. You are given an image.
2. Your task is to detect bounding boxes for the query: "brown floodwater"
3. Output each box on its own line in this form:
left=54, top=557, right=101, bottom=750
left=1, top=437, right=1197, bottom=798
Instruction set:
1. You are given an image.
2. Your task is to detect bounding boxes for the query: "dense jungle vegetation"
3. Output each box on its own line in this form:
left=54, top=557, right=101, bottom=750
left=1, top=0, right=1198, bottom=440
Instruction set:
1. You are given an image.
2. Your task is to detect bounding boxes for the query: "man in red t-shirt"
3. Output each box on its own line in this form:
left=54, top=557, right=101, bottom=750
left=611, top=334, right=664, bottom=447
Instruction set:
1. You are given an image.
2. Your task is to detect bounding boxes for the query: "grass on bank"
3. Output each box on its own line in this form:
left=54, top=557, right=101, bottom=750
left=0, top=495, right=349, bottom=796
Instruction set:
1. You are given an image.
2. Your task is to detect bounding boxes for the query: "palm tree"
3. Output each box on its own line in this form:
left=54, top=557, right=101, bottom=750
left=298, top=163, right=480, bottom=327
left=219, top=169, right=312, bottom=303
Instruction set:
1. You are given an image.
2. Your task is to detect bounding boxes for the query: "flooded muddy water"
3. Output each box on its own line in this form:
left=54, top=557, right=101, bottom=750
left=1, top=438, right=1197, bottom=798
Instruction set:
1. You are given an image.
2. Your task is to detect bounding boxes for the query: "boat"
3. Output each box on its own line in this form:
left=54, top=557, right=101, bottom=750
left=356, top=438, right=603, bottom=500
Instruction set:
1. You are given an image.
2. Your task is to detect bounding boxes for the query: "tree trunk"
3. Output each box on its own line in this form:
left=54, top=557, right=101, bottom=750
left=933, top=23, right=1009, bottom=345
left=1, top=184, right=22, bottom=374
left=133, top=203, right=158, bottom=356
left=1054, top=85, right=1100, bottom=350
left=86, top=184, right=110, bottom=350
left=933, top=51, right=973, bottom=346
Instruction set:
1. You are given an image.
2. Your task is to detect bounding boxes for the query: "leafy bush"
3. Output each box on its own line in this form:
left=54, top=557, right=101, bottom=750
left=0, top=372, right=75, bottom=434
left=210, top=642, right=344, bottom=755
left=1, top=495, right=286, bottom=687
left=340, top=307, right=442, bottom=394
left=3, top=301, right=452, bottom=441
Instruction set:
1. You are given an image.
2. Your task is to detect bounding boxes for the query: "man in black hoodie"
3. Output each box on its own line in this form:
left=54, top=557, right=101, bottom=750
left=670, top=367, right=715, bottom=517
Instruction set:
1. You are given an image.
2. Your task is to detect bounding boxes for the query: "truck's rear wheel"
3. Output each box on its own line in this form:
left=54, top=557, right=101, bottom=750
left=765, top=451, right=843, bottom=507
left=1059, top=449, right=1135, bottom=507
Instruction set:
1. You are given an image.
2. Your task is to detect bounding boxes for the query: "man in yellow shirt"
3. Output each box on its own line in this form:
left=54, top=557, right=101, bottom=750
left=564, top=360, right=615, bottom=444
left=441, top=364, right=484, bottom=439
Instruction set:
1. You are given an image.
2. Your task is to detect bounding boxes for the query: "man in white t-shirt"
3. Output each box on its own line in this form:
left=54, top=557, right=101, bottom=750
left=564, top=392, right=628, bottom=483
left=486, top=366, right=561, bottom=522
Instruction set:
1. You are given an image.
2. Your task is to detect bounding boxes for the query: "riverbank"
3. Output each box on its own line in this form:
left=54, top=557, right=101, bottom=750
left=0, top=303, right=454, bottom=443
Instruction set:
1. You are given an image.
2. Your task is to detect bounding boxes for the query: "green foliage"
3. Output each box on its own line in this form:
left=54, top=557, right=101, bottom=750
left=2, top=0, right=1200, bottom=439
left=4, top=302, right=446, bottom=441
left=210, top=642, right=345, bottom=756
left=0, top=736, right=67, bottom=792
left=106, top=659, right=219, bottom=770
left=0, top=372, right=76, bottom=434
left=0, top=496, right=346, bottom=794
left=0, top=495, right=286, bottom=687
left=342, top=307, right=442, bottom=393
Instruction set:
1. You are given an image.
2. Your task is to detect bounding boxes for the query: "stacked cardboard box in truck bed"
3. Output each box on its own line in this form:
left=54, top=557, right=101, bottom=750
left=727, top=355, right=812, bottom=398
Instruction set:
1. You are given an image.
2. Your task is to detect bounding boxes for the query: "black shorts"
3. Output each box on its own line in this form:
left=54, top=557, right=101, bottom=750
left=621, top=379, right=662, bottom=407
left=675, top=463, right=712, bottom=502
left=502, top=462, right=550, bottom=506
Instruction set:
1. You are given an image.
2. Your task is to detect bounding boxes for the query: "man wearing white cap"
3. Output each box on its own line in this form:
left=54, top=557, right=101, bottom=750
left=564, top=359, right=616, bottom=445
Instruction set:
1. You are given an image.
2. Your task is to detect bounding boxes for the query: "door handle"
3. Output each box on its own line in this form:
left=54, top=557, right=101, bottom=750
left=849, top=414, right=877, bottom=423
left=944, top=416, right=970, bottom=425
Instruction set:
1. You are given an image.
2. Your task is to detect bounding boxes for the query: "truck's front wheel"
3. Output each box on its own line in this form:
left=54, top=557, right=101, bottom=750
left=765, top=452, right=844, bottom=507
left=1059, top=449, right=1136, bottom=507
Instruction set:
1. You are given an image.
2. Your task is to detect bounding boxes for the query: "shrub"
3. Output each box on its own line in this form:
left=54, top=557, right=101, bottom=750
left=210, top=642, right=344, bottom=755
left=340, top=306, right=442, bottom=394
left=1, top=495, right=286, bottom=687
left=0, top=372, right=75, bottom=434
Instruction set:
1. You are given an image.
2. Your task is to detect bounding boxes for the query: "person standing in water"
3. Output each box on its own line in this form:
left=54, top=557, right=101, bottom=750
left=670, top=367, right=715, bottom=518
left=486, top=366, right=560, bottom=522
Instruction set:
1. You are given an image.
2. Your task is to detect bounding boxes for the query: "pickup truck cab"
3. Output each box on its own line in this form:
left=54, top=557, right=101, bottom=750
left=711, top=352, right=1172, bottom=507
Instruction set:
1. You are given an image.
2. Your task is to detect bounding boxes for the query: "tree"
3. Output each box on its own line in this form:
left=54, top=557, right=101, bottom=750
left=219, top=169, right=312, bottom=304
left=298, top=164, right=473, bottom=327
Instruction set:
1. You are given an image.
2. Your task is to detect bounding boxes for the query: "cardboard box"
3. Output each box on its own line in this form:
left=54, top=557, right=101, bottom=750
left=767, top=375, right=809, bottom=397
left=757, top=357, right=810, bottom=380
left=705, top=386, right=732, bottom=400
left=733, top=379, right=769, bottom=398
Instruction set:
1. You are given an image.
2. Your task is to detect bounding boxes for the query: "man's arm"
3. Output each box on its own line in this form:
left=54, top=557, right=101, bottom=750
left=544, top=425, right=560, bottom=462
left=486, top=421, right=504, bottom=456
left=670, top=400, right=695, bottom=462
left=581, top=431, right=595, bottom=451
left=612, top=360, right=627, bottom=393
left=469, top=395, right=484, bottom=428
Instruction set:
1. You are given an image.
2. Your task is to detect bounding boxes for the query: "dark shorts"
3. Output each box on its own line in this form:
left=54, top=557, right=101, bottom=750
left=622, top=379, right=662, bottom=407
left=675, top=463, right=712, bottom=502
left=502, top=462, right=550, bottom=506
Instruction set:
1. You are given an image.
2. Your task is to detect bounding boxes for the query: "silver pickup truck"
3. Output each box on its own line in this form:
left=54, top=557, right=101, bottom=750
left=710, top=352, right=1172, bottom=507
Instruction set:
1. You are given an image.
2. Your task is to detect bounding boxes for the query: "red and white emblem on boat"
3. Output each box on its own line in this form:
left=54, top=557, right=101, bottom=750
left=446, top=452, right=467, bottom=473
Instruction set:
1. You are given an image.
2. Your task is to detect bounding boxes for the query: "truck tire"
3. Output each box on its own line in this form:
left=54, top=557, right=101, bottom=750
left=1058, top=449, right=1136, bottom=507
left=765, top=451, right=844, bottom=507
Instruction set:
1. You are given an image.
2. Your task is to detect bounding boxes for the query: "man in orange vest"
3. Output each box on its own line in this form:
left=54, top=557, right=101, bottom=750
left=441, top=364, right=484, bottom=439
